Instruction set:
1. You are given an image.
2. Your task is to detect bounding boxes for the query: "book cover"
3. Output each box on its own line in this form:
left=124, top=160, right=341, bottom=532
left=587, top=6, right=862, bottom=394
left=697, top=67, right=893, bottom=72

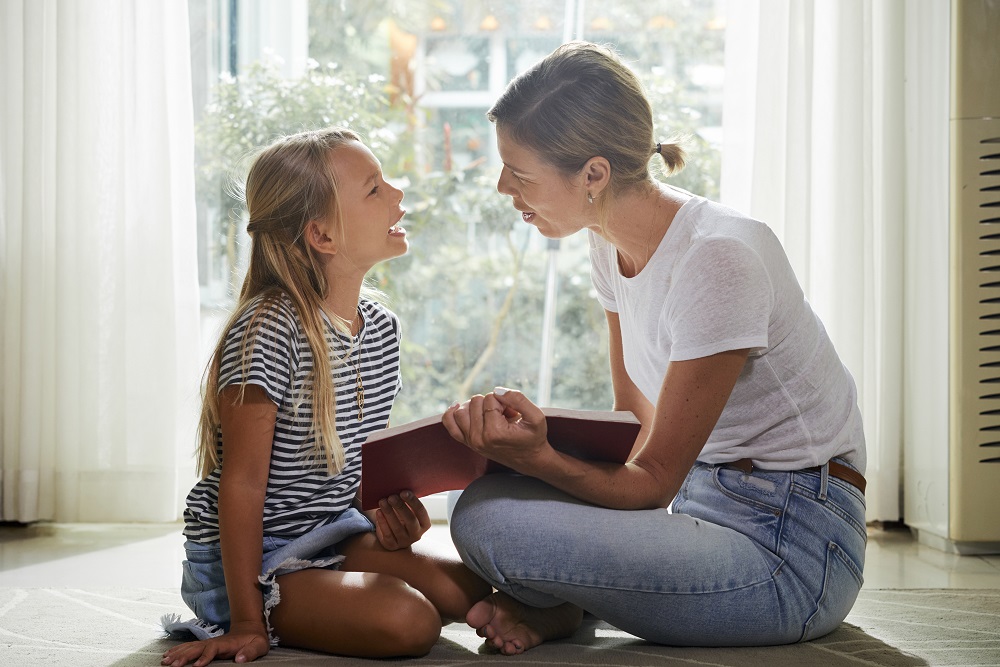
left=360, top=407, right=641, bottom=510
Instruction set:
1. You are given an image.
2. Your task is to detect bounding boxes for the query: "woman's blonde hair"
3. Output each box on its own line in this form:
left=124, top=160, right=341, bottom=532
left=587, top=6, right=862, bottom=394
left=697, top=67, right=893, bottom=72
left=196, top=127, right=365, bottom=478
left=488, top=41, right=685, bottom=201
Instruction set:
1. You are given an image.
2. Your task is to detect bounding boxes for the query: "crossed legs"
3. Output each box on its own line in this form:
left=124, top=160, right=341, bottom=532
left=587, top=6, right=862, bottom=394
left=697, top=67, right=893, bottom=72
left=270, top=530, right=490, bottom=658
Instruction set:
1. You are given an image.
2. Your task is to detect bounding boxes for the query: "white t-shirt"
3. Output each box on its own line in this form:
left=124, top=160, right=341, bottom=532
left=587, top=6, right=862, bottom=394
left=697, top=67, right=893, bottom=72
left=590, top=195, right=866, bottom=473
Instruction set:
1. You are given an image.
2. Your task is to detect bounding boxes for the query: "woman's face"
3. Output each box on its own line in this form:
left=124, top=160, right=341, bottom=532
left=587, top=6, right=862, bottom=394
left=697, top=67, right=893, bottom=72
left=495, top=128, right=590, bottom=238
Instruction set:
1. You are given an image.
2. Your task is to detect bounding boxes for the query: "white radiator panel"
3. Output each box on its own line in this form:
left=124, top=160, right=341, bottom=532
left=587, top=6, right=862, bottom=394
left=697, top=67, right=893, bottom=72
left=950, top=117, right=1000, bottom=542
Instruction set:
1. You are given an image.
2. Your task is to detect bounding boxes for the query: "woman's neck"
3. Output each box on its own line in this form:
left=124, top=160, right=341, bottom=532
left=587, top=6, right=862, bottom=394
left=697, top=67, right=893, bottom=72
left=599, top=181, right=689, bottom=278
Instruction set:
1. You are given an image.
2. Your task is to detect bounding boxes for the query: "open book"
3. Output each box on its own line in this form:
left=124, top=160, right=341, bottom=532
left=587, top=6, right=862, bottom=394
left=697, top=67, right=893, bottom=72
left=359, top=407, right=641, bottom=510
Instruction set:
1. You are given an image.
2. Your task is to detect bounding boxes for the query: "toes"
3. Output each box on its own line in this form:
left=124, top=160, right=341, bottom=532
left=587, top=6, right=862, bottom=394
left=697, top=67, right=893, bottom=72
left=502, top=640, right=524, bottom=656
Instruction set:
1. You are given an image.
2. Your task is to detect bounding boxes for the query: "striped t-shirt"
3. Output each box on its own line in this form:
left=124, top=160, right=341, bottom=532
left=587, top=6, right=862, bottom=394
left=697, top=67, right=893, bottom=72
left=183, top=293, right=402, bottom=543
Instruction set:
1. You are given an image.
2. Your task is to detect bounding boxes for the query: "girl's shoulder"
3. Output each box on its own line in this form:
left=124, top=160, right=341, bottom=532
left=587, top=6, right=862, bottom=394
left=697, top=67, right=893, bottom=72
left=228, top=291, right=304, bottom=341
left=359, top=298, right=402, bottom=342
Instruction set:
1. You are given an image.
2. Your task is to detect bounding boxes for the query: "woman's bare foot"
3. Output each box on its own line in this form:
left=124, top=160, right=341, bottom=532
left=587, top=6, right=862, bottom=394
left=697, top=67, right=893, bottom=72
left=465, top=592, right=583, bottom=655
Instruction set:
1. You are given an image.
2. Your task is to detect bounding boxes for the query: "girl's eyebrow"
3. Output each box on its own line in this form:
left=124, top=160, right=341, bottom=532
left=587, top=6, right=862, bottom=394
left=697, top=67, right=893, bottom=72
left=362, top=169, right=379, bottom=190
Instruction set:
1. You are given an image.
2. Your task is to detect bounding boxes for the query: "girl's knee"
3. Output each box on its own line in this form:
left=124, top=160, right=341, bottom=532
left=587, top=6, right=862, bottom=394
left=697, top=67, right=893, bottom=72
left=382, top=591, right=441, bottom=656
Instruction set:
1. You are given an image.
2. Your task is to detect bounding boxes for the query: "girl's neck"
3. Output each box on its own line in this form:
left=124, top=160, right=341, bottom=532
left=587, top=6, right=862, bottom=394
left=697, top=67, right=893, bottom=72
left=598, top=181, right=689, bottom=278
left=322, top=275, right=365, bottom=336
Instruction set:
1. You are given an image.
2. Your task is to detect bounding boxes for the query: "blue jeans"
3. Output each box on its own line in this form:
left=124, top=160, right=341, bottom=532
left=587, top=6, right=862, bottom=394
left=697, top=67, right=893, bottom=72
left=449, top=461, right=866, bottom=647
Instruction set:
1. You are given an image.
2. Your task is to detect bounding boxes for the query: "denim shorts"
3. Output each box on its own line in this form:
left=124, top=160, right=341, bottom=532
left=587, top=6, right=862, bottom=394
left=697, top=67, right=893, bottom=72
left=450, top=459, right=866, bottom=646
left=167, top=508, right=373, bottom=645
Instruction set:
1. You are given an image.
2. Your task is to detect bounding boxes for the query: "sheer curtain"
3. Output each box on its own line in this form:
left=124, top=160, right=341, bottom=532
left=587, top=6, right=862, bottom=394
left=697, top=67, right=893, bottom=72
left=0, top=0, right=201, bottom=522
left=720, top=0, right=906, bottom=522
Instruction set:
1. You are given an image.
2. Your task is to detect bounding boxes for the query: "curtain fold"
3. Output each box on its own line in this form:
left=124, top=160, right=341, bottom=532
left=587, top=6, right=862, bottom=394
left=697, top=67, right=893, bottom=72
left=721, top=0, right=906, bottom=522
left=1, top=0, right=201, bottom=522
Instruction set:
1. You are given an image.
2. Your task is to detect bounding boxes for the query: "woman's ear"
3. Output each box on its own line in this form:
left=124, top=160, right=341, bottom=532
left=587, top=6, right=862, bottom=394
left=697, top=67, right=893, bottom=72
left=305, top=219, right=337, bottom=256
left=583, top=156, right=611, bottom=198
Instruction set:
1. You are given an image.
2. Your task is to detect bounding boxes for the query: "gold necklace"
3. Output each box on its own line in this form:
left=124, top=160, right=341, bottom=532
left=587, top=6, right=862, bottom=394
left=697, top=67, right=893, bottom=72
left=354, top=348, right=364, bottom=421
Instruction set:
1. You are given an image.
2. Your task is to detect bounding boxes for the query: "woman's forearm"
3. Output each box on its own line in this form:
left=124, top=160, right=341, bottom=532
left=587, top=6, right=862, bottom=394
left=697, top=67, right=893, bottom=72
left=521, top=442, right=681, bottom=510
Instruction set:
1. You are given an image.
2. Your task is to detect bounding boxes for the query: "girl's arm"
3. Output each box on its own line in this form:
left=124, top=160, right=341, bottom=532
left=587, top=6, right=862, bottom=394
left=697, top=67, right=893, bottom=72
left=218, top=384, right=276, bottom=646
left=442, top=313, right=749, bottom=511
left=163, top=385, right=275, bottom=667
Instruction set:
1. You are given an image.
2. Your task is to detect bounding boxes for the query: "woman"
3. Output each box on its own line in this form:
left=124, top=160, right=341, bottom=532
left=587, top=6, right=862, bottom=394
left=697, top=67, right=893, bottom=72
left=442, top=42, right=866, bottom=655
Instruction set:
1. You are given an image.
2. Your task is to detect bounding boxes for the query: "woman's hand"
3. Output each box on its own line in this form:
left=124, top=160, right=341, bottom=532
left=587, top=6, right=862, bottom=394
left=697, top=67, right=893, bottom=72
left=161, top=623, right=269, bottom=666
left=371, top=491, right=431, bottom=550
left=442, top=388, right=551, bottom=473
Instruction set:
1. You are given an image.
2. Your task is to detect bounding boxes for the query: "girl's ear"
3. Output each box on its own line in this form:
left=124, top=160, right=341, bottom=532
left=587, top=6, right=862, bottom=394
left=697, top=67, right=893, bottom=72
left=305, top=219, right=337, bottom=256
left=583, top=156, right=611, bottom=198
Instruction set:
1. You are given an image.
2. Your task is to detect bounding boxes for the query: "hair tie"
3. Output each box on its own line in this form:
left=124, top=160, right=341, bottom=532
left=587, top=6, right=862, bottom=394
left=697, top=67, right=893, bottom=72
left=655, top=143, right=662, bottom=154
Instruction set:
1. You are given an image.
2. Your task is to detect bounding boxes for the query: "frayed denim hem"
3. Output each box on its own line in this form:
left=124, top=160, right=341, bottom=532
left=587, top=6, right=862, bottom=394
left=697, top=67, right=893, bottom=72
left=257, top=554, right=344, bottom=645
left=172, top=508, right=373, bottom=646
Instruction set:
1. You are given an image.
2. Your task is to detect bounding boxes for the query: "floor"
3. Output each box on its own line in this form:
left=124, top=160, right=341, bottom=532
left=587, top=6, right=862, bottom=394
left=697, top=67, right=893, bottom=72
left=1, top=521, right=999, bottom=589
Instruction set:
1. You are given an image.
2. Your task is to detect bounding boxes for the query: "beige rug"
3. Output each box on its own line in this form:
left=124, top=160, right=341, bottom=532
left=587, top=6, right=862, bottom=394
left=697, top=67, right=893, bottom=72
left=0, top=588, right=997, bottom=666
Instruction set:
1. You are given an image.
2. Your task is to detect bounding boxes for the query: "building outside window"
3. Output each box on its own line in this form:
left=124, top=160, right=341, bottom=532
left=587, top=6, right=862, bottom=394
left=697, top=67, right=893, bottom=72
left=188, top=0, right=726, bottom=424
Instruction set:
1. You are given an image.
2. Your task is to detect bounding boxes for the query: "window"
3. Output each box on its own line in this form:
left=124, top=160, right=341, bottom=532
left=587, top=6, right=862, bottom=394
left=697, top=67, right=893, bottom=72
left=188, top=0, right=726, bottom=423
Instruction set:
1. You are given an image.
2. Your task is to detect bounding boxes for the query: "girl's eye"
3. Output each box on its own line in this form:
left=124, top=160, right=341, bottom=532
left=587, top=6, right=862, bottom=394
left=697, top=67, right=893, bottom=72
left=369, top=185, right=379, bottom=196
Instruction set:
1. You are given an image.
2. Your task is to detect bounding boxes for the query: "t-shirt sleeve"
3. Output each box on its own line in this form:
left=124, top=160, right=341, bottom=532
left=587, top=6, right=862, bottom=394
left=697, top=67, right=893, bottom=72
left=588, top=230, right=619, bottom=312
left=389, top=309, right=403, bottom=398
left=667, top=236, right=773, bottom=361
left=218, top=301, right=298, bottom=406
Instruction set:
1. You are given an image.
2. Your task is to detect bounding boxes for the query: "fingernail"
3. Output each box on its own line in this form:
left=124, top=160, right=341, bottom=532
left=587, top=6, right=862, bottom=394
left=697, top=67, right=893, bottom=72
left=450, top=400, right=460, bottom=408
left=493, top=387, right=508, bottom=395
left=402, top=491, right=414, bottom=500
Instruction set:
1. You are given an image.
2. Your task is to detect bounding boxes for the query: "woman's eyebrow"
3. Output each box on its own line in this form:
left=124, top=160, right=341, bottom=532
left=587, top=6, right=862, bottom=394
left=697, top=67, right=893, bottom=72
left=504, top=162, right=527, bottom=175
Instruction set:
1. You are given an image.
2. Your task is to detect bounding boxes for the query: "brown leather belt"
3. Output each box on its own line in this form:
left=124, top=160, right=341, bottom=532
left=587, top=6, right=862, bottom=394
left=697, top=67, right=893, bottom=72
left=726, top=458, right=866, bottom=494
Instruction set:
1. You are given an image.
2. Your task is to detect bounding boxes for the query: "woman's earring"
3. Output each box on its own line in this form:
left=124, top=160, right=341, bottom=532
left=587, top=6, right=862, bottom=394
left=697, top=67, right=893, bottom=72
left=587, top=192, right=594, bottom=204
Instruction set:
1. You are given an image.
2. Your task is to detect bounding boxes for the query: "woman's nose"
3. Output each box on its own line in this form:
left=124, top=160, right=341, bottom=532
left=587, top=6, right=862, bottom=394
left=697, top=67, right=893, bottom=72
left=496, top=167, right=513, bottom=196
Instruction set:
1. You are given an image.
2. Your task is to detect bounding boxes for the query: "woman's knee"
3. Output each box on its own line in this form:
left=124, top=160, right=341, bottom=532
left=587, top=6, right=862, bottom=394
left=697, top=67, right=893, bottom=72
left=450, top=475, right=546, bottom=547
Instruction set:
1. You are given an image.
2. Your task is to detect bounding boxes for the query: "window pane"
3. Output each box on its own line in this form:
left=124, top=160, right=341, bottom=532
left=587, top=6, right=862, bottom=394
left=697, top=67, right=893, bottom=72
left=188, top=0, right=726, bottom=423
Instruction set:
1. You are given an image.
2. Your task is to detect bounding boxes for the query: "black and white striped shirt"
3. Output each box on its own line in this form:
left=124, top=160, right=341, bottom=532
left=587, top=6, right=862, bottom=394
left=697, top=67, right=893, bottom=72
left=183, top=293, right=402, bottom=543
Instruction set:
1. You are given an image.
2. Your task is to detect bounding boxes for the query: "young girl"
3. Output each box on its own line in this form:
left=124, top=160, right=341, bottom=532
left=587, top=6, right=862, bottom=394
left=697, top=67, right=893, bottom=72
left=161, top=128, right=489, bottom=667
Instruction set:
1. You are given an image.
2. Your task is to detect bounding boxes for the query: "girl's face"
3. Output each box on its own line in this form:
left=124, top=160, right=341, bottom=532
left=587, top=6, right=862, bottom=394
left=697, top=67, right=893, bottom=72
left=327, top=140, right=408, bottom=270
left=495, top=128, right=590, bottom=238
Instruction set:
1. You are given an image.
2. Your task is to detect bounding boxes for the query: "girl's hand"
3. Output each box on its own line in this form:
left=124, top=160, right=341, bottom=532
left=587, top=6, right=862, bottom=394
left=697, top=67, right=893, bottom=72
left=442, top=388, right=550, bottom=473
left=373, top=491, right=431, bottom=550
left=161, top=623, right=269, bottom=666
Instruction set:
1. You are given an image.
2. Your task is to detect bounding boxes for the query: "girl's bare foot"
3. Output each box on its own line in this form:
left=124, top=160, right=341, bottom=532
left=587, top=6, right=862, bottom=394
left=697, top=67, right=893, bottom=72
left=465, top=592, right=583, bottom=655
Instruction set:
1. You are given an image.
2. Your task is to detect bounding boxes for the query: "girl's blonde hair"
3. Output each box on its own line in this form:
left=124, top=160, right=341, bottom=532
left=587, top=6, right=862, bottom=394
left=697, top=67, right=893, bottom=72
left=488, top=41, right=685, bottom=208
left=196, top=127, right=365, bottom=478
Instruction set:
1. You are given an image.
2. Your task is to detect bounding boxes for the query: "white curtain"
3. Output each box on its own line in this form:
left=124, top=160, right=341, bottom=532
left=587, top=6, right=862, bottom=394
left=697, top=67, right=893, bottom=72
left=721, top=0, right=906, bottom=522
left=0, top=0, right=201, bottom=522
